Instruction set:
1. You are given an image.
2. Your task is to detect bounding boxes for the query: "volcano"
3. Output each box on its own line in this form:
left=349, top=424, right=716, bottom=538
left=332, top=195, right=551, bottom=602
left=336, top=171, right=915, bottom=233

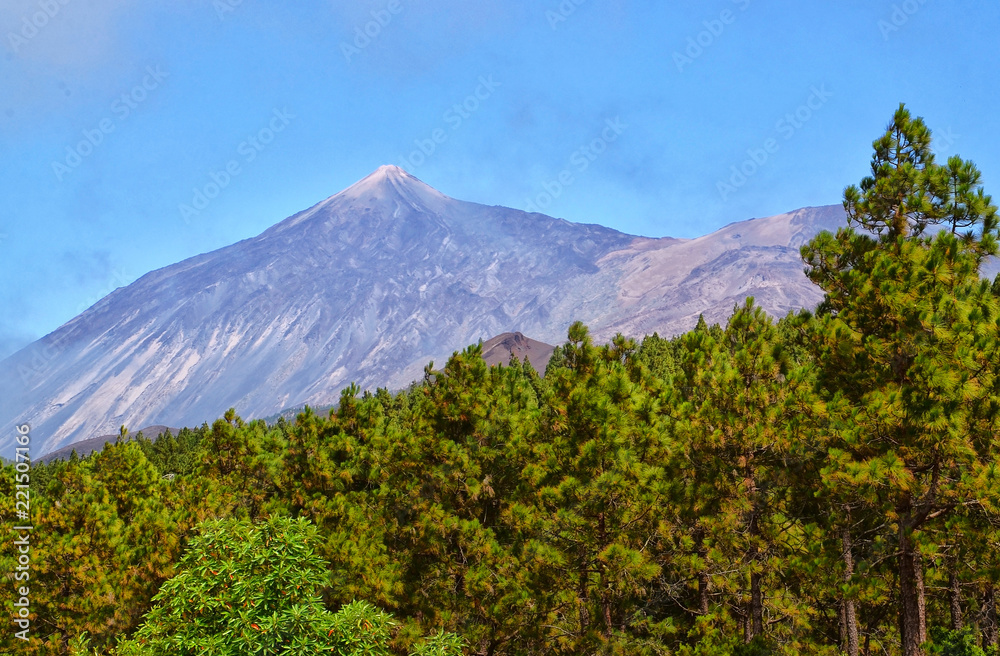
left=0, top=166, right=846, bottom=455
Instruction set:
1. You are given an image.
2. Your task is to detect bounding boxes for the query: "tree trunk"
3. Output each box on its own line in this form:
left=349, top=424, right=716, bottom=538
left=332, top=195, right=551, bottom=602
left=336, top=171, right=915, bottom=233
left=983, top=584, right=997, bottom=649
left=949, top=568, right=963, bottom=631
left=598, top=512, right=613, bottom=638
left=839, top=604, right=847, bottom=652
left=698, top=570, right=710, bottom=616
left=750, top=568, right=763, bottom=638
left=601, top=593, right=613, bottom=639
left=578, top=546, right=590, bottom=638
left=842, top=525, right=860, bottom=656
left=696, top=526, right=710, bottom=616
left=898, top=521, right=927, bottom=656
left=746, top=484, right=763, bottom=641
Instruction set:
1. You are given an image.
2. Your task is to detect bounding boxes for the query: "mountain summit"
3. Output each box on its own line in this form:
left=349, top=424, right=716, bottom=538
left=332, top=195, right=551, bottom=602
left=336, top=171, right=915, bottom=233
left=0, top=167, right=846, bottom=455
left=337, top=164, right=449, bottom=206
left=274, top=164, right=452, bottom=230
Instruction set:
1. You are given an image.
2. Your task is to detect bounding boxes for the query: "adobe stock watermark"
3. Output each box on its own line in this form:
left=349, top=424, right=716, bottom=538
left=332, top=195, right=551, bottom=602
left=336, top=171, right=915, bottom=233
left=341, top=0, right=405, bottom=63
left=180, top=108, right=295, bottom=224
left=878, top=0, right=929, bottom=40
left=245, top=293, right=279, bottom=329
left=15, top=269, right=126, bottom=388
left=11, top=424, right=33, bottom=643
left=523, top=117, right=627, bottom=214
left=51, top=66, right=169, bottom=182
left=74, top=268, right=131, bottom=315
left=397, top=75, right=501, bottom=171
left=546, top=0, right=587, bottom=30
left=933, top=126, right=959, bottom=154
left=17, top=331, right=72, bottom=389
left=716, top=85, right=833, bottom=202
left=6, top=0, right=71, bottom=55
left=213, top=0, right=244, bottom=21
left=674, top=0, right=751, bottom=72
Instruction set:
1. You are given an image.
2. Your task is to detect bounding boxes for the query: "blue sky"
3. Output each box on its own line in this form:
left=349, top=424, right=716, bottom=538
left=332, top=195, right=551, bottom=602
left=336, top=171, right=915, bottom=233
left=1, top=0, right=998, bottom=359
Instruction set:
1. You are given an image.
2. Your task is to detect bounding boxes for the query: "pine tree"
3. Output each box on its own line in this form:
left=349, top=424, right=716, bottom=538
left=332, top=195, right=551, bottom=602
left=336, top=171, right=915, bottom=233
left=17, top=441, right=195, bottom=654
left=197, top=411, right=284, bottom=520
left=521, top=323, right=672, bottom=653
left=802, top=104, right=1000, bottom=656
left=669, top=300, right=818, bottom=653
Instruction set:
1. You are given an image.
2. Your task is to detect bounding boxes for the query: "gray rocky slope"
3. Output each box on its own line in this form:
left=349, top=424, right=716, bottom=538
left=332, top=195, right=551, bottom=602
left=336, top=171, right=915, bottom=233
left=0, top=165, right=847, bottom=456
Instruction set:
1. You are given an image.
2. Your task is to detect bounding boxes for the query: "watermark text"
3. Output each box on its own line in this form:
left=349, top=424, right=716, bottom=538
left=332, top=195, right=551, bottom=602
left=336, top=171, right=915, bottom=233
left=11, top=424, right=33, bottom=642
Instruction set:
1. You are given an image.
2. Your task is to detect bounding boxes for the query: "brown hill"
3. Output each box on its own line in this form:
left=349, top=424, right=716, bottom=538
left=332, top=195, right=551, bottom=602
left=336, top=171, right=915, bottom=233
left=481, top=332, right=555, bottom=372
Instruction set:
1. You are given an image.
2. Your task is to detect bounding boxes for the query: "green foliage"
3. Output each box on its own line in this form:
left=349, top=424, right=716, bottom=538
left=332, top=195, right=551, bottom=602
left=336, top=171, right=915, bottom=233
left=112, top=515, right=462, bottom=656
left=410, top=631, right=468, bottom=656
left=664, top=300, right=822, bottom=653
left=134, top=427, right=204, bottom=478
left=928, top=628, right=993, bottom=656
left=635, top=331, right=681, bottom=382
left=0, top=440, right=214, bottom=655
left=842, top=103, right=998, bottom=258
left=192, top=412, right=286, bottom=520
left=521, top=324, right=673, bottom=652
left=730, top=636, right=778, bottom=656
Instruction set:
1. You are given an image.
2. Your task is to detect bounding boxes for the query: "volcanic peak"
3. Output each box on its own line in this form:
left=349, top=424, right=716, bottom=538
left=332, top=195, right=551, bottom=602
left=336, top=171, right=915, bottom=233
left=333, top=165, right=450, bottom=211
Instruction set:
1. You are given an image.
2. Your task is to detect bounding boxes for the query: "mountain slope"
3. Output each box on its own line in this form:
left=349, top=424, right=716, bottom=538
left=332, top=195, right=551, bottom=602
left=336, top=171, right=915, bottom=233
left=0, top=166, right=846, bottom=456
left=596, top=204, right=847, bottom=338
